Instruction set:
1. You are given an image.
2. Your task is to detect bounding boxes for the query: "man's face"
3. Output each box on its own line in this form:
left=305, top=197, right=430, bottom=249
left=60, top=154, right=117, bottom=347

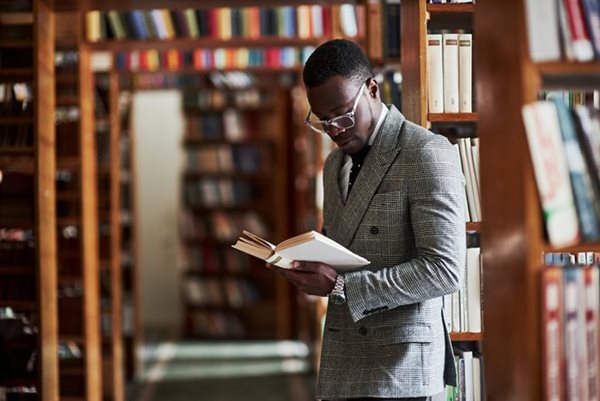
left=306, top=75, right=376, bottom=156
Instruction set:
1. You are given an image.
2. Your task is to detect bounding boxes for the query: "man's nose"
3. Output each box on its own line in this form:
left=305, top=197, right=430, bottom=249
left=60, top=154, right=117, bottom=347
left=327, top=125, right=346, bottom=137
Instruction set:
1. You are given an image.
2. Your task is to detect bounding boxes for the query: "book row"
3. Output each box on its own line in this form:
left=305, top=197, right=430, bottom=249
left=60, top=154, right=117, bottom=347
left=0, top=237, right=35, bottom=266
left=427, top=33, right=473, bottom=114
left=0, top=83, right=32, bottom=117
left=187, top=310, right=246, bottom=338
left=432, top=347, right=484, bottom=401
left=184, top=89, right=272, bottom=111
left=55, top=51, right=79, bottom=70
left=525, top=0, right=600, bottom=62
left=184, top=178, right=256, bottom=209
left=443, top=247, right=481, bottom=334
left=86, top=4, right=361, bottom=42
left=186, top=144, right=267, bottom=174
left=178, top=244, right=250, bottom=274
left=522, top=95, right=600, bottom=247
left=0, top=124, right=32, bottom=149
left=183, top=276, right=259, bottom=308
left=365, top=0, right=400, bottom=60
left=541, top=264, right=600, bottom=401
left=114, top=46, right=315, bottom=72
left=453, top=137, right=480, bottom=222
left=0, top=49, right=33, bottom=70
left=179, top=210, right=268, bottom=243
left=0, top=274, right=35, bottom=301
left=544, top=251, right=600, bottom=266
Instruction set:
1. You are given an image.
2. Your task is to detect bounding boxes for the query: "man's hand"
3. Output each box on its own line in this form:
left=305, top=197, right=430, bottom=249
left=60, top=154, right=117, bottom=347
left=266, top=261, right=337, bottom=297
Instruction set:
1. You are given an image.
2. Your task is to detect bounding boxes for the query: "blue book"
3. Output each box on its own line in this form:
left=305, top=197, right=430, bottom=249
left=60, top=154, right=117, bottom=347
left=580, top=0, right=600, bottom=58
left=129, top=10, right=148, bottom=39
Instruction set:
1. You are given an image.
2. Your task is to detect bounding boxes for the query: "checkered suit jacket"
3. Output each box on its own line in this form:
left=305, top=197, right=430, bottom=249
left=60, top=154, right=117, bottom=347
left=317, top=106, right=466, bottom=400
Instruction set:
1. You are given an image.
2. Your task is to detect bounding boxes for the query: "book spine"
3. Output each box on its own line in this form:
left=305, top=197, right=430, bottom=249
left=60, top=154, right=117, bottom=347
left=443, top=33, right=460, bottom=113
left=427, top=34, right=444, bottom=113
left=458, top=33, right=472, bottom=113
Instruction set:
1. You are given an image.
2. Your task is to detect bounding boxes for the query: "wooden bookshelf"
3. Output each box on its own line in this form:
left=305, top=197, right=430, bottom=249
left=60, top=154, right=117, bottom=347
left=473, top=1, right=600, bottom=399
left=114, top=83, right=142, bottom=381
left=450, top=332, right=482, bottom=342
left=179, top=79, right=292, bottom=340
left=94, top=69, right=125, bottom=401
left=0, top=2, right=58, bottom=401
left=54, top=11, right=102, bottom=401
left=401, top=0, right=482, bottom=343
left=426, top=3, right=475, bottom=13
left=428, top=112, right=478, bottom=122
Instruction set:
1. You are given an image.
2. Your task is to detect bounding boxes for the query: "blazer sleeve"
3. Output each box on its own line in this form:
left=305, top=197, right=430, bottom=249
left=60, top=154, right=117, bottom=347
left=343, top=136, right=467, bottom=323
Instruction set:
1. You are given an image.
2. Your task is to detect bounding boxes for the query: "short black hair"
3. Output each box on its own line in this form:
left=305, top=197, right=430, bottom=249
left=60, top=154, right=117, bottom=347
left=303, top=39, right=373, bottom=88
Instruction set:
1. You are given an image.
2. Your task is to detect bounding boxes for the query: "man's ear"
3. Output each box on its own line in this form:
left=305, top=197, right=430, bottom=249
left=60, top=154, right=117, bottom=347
left=367, top=78, right=379, bottom=99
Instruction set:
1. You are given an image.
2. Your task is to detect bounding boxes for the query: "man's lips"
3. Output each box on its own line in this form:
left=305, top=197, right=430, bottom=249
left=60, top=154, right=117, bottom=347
left=335, top=137, right=354, bottom=147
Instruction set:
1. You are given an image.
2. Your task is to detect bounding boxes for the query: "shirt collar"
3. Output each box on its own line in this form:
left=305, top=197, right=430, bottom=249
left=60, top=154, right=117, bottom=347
left=368, top=104, right=388, bottom=146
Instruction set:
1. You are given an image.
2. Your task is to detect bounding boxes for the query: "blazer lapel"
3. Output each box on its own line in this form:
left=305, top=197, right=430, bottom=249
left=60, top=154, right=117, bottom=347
left=334, top=107, right=405, bottom=249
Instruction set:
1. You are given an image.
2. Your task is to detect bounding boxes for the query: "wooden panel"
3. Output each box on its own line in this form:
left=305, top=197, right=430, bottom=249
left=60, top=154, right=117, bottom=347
left=34, top=1, right=59, bottom=400
left=401, top=0, right=427, bottom=127
left=109, top=69, right=125, bottom=401
left=79, top=42, right=103, bottom=401
left=428, top=112, right=478, bottom=122
left=476, top=0, right=543, bottom=400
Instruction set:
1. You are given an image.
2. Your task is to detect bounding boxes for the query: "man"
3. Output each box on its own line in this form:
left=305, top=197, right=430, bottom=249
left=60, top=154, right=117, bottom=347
left=272, top=39, right=466, bottom=401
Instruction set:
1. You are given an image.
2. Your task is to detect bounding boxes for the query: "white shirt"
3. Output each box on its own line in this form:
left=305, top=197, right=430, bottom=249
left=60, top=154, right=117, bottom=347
left=339, top=104, right=389, bottom=201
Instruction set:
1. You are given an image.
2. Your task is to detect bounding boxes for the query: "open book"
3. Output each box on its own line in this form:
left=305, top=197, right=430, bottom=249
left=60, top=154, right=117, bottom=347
left=231, top=230, right=370, bottom=271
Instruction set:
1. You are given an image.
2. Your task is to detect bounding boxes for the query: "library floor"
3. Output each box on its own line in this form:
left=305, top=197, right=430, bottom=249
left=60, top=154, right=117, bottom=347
left=129, top=340, right=316, bottom=401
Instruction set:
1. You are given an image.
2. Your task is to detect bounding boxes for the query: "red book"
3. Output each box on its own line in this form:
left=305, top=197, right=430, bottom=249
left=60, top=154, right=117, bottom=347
left=541, top=266, right=564, bottom=401
left=207, top=8, right=218, bottom=38
left=193, top=49, right=203, bottom=70
left=562, top=0, right=595, bottom=61
left=584, top=266, right=600, bottom=401
left=322, top=5, right=331, bottom=37
left=247, top=7, right=260, bottom=39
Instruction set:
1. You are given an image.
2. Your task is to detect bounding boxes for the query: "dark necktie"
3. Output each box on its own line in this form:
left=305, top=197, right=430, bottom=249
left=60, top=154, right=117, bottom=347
left=348, top=145, right=371, bottom=194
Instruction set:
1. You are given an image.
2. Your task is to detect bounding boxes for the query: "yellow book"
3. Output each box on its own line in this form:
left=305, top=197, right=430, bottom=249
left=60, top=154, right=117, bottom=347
left=218, top=7, right=232, bottom=40
left=297, top=5, right=311, bottom=39
left=147, top=49, right=160, bottom=71
left=235, top=48, right=249, bottom=69
left=232, top=230, right=370, bottom=270
left=86, top=11, right=101, bottom=42
left=160, top=9, right=176, bottom=39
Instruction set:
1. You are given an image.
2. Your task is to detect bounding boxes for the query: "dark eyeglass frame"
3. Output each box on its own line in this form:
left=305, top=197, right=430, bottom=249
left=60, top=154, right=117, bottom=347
left=304, top=81, right=367, bottom=135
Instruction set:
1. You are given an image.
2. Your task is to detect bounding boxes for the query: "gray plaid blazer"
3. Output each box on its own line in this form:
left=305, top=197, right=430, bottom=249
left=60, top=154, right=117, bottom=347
left=317, top=106, right=466, bottom=400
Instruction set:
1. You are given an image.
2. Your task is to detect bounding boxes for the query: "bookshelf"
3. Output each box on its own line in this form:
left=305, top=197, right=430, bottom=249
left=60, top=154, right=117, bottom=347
left=0, top=1, right=58, bottom=400
left=396, top=3, right=483, bottom=398
left=94, top=69, right=125, bottom=401
left=179, top=73, right=293, bottom=339
left=55, top=11, right=102, bottom=401
left=477, top=0, right=600, bottom=399
left=115, top=82, right=141, bottom=382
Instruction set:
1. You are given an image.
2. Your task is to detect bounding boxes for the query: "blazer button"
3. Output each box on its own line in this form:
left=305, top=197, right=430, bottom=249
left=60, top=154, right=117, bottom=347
left=370, top=226, right=379, bottom=235
left=358, top=326, right=368, bottom=335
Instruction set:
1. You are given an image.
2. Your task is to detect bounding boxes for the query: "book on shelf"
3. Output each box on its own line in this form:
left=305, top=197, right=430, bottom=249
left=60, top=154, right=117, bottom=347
left=427, top=33, right=444, bottom=114
left=541, top=266, right=563, bottom=401
left=549, top=97, right=600, bottom=242
left=524, top=0, right=600, bottom=62
left=231, top=229, right=370, bottom=270
left=442, top=33, right=459, bottom=113
left=458, top=33, right=472, bottom=113
left=521, top=101, right=580, bottom=247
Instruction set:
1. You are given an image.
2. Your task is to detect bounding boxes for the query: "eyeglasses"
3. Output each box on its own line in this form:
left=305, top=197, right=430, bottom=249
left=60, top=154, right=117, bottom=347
left=305, top=82, right=366, bottom=135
